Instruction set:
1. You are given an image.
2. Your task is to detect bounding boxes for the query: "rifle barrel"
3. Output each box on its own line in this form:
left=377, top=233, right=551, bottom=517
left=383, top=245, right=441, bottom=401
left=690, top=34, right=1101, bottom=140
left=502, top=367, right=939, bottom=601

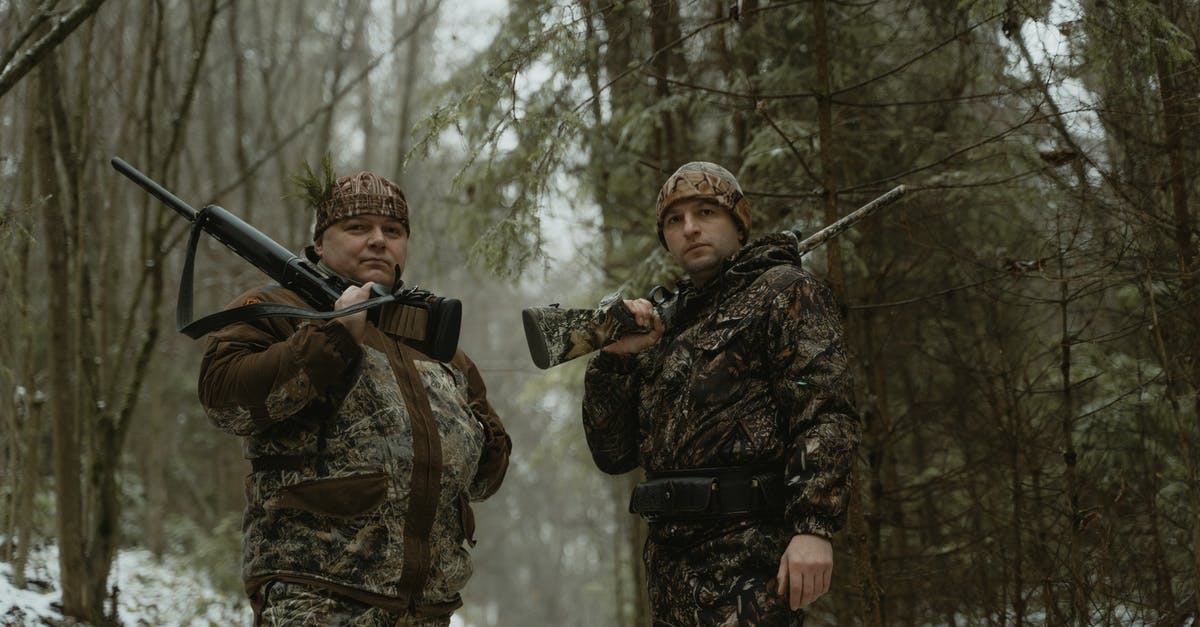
left=111, top=157, right=198, bottom=222
left=795, top=185, right=906, bottom=255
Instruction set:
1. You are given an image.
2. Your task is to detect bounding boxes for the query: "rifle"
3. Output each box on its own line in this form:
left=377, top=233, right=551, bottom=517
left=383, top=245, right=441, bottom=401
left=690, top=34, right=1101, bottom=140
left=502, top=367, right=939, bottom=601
left=521, top=184, right=906, bottom=369
left=112, top=157, right=462, bottom=362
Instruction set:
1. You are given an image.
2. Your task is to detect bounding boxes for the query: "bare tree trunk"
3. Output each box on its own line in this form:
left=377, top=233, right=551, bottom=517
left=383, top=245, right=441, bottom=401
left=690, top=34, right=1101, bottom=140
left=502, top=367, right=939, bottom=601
left=1153, top=1, right=1200, bottom=611
left=10, top=196, right=43, bottom=593
left=2, top=323, right=40, bottom=587
left=318, top=0, right=353, bottom=160
left=847, top=477, right=882, bottom=627
left=857, top=306, right=897, bottom=626
left=1056, top=256, right=1085, bottom=625
left=394, top=0, right=430, bottom=177
left=812, top=0, right=843, bottom=299
left=349, top=1, right=375, bottom=169
left=650, top=0, right=677, bottom=169
left=9, top=397, right=45, bottom=590
left=1009, top=420, right=1026, bottom=627
left=3, top=92, right=42, bottom=587
left=227, top=1, right=255, bottom=217
left=36, top=51, right=95, bottom=623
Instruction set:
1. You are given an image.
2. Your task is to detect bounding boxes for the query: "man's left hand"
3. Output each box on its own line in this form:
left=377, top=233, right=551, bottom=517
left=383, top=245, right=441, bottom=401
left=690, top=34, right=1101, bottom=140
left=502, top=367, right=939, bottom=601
left=774, top=534, right=832, bottom=610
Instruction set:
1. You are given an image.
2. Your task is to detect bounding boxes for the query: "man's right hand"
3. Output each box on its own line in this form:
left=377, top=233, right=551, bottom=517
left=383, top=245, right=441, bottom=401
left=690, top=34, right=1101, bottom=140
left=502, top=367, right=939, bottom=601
left=334, top=282, right=375, bottom=343
left=602, top=298, right=664, bottom=354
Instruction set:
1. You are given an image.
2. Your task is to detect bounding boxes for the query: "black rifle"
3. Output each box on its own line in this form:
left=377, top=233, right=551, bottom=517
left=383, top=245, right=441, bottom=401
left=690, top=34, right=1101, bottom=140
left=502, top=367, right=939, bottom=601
left=521, top=185, right=906, bottom=369
left=112, top=157, right=461, bottom=362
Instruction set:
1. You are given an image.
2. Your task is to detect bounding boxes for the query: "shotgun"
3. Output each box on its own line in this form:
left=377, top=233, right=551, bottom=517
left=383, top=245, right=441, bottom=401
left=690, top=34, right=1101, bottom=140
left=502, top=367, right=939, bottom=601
left=112, top=157, right=462, bottom=362
left=521, top=185, right=906, bottom=369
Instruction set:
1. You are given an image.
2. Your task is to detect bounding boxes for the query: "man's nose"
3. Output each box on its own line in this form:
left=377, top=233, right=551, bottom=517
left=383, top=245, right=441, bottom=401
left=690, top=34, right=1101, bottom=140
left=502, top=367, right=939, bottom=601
left=366, top=227, right=386, bottom=246
left=682, top=214, right=702, bottom=235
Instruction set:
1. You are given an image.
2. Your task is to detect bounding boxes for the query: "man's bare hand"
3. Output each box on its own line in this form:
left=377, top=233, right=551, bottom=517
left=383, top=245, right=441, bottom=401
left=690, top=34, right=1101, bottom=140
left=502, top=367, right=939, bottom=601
left=334, top=282, right=375, bottom=343
left=602, top=298, right=664, bottom=354
left=774, top=534, right=832, bottom=610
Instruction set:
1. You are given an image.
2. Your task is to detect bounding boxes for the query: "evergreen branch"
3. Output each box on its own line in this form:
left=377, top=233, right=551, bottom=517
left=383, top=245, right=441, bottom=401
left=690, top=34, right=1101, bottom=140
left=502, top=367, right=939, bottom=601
left=286, top=153, right=337, bottom=210
left=570, top=14, right=729, bottom=115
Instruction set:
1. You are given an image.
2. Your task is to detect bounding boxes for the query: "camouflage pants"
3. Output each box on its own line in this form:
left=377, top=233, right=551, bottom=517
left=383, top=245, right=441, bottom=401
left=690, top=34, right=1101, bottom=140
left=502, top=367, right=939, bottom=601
left=645, top=523, right=805, bottom=627
left=257, top=581, right=451, bottom=627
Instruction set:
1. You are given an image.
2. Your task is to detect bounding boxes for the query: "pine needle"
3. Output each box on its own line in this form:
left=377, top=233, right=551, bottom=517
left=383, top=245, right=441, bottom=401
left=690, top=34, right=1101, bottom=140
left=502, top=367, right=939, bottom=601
left=286, top=153, right=336, bottom=209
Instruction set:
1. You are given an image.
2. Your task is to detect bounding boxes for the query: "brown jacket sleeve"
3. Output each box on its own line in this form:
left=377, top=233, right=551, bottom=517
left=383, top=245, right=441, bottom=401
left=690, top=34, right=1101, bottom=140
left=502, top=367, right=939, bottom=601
left=197, top=287, right=362, bottom=436
left=454, top=350, right=511, bottom=500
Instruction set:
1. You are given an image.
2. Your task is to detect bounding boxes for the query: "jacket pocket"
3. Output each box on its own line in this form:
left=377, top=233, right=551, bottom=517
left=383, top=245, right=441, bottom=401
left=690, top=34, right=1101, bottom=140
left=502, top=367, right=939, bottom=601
left=690, top=315, right=757, bottom=407
left=269, top=472, right=389, bottom=520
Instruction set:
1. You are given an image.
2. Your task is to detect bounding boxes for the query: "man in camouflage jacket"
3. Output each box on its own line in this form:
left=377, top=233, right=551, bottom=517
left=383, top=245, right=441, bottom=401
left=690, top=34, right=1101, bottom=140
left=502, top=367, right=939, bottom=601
left=582, top=162, right=860, bottom=626
left=198, top=169, right=510, bottom=626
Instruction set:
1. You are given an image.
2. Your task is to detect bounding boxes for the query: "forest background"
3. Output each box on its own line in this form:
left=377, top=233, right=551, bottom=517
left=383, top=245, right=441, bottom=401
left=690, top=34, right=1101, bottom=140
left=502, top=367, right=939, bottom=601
left=1, top=0, right=1198, bottom=625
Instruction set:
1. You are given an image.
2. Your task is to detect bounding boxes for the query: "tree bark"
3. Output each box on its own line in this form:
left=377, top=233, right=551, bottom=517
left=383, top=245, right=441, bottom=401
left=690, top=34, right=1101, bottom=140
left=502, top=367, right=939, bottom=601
left=36, top=50, right=94, bottom=623
left=1152, top=0, right=1200, bottom=612
left=650, top=0, right=677, bottom=169
left=2, top=85, right=43, bottom=587
left=812, top=0, right=844, bottom=299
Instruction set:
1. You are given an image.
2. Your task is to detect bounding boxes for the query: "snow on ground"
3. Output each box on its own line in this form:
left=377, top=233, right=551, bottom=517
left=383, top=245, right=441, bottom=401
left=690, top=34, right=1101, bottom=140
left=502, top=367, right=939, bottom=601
left=1, top=542, right=250, bottom=626
left=3, top=542, right=468, bottom=626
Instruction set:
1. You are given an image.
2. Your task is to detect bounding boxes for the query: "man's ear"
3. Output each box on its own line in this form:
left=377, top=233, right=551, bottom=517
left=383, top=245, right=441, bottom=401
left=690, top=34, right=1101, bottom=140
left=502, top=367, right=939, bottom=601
left=312, top=235, right=324, bottom=258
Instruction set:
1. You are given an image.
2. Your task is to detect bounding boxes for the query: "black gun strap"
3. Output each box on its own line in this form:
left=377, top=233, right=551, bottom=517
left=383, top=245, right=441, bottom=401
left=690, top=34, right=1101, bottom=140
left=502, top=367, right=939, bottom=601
left=176, top=216, right=206, bottom=333
left=176, top=216, right=396, bottom=339
left=179, top=298, right=402, bottom=339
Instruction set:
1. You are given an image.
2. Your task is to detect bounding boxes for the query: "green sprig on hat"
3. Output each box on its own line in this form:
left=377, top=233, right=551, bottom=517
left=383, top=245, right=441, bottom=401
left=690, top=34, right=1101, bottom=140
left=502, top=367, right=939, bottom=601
left=287, top=153, right=336, bottom=210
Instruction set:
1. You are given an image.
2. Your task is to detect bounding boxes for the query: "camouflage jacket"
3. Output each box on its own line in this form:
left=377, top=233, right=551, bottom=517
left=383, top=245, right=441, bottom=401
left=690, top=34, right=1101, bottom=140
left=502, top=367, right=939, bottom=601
left=198, top=285, right=510, bottom=618
left=582, top=233, right=859, bottom=540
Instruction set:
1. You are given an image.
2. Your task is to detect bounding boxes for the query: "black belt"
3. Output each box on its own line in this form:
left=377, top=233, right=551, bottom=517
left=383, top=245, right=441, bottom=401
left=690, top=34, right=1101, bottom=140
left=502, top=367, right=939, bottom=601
left=250, top=455, right=307, bottom=472
left=629, top=466, right=783, bottom=523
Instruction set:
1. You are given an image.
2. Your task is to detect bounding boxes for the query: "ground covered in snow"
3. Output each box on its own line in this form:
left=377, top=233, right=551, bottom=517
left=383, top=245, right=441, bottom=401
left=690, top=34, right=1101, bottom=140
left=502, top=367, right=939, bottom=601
left=1, top=542, right=250, bottom=626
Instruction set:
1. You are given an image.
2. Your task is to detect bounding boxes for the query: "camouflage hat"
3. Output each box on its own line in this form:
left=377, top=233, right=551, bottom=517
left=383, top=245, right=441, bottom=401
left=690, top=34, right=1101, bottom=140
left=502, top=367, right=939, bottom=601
left=655, top=161, right=751, bottom=248
left=313, top=171, right=410, bottom=240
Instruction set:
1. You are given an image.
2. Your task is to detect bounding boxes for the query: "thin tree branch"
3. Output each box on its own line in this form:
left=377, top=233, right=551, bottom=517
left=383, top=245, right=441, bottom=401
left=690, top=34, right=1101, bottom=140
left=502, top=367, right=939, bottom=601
left=755, top=100, right=821, bottom=187
left=0, top=0, right=58, bottom=77
left=0, top=0, right=111, bottom=100
left=204, top=2, right=439, bottom=204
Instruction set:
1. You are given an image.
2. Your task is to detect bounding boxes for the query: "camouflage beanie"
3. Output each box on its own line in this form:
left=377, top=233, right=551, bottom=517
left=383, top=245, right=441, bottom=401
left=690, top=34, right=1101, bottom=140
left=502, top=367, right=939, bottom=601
left=655, top=161, right=751, bottom=248
left=313, top=171, right=410, bottom=240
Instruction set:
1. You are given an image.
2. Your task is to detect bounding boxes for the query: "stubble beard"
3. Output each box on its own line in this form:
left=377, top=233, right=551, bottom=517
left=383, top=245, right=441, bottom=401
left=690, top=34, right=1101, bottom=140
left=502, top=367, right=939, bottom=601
left=682, top=250, right=724, bottom=286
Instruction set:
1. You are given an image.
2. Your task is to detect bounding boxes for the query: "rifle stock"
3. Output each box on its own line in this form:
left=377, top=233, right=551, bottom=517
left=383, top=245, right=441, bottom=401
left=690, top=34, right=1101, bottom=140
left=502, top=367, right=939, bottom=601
left=522, top=185, right=906, bottom=369
left=522, top=294, right=643, bottom=370
left=112, top=157, right=463, bottom=361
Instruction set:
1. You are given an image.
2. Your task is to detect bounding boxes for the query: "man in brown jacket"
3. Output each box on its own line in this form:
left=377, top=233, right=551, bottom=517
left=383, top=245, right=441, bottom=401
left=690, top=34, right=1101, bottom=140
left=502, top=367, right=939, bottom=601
left=582, top=162, right=860, bottom=625
left=198, top=168, right=510, bottom=626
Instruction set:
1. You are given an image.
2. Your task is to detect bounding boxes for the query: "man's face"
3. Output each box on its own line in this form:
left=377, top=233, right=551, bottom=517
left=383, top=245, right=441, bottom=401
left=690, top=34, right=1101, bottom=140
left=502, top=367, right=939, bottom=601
left=661, top=198, right=743, bottom=286
left=314, top=214, right=409, bottom=286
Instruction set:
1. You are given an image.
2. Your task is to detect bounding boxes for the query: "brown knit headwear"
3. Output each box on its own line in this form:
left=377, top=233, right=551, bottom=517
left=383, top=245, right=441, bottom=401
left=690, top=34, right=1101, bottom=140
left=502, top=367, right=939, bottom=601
left=655, top=162, right=751, bottom=248
left=313, top=171, right=410, bottom=240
